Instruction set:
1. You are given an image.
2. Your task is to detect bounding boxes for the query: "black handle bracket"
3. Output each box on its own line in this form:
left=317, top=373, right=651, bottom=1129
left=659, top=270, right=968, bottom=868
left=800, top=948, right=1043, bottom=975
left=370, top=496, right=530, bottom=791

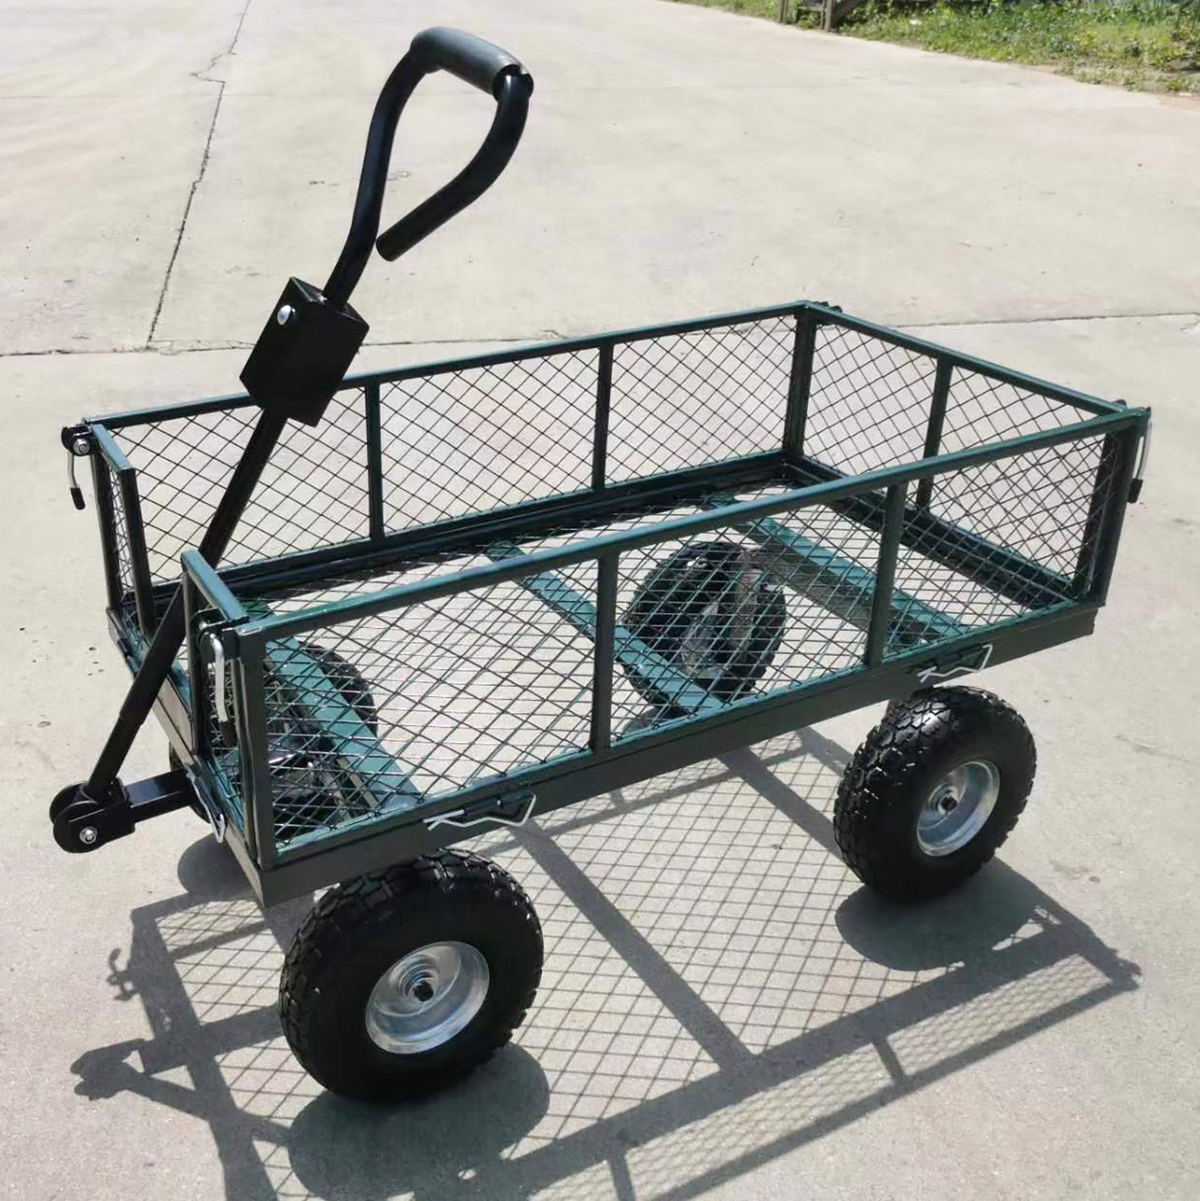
left=239, top=278, right=369, bottom=427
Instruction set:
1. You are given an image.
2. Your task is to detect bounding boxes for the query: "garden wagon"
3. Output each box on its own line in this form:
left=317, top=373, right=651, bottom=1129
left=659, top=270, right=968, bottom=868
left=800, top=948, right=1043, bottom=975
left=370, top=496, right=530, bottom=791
left=51, top=28, right=1150, bottom=1100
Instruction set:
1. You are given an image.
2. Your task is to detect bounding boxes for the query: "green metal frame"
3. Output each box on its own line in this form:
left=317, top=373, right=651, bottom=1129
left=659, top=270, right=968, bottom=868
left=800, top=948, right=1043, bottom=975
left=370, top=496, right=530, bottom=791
left=81, top=301, right=1149, bottom=905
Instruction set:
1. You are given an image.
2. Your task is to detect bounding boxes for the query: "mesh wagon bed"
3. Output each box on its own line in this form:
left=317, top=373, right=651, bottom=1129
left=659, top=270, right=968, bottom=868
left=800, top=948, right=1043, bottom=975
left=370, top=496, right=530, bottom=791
left=77, top=299, right=1148, bottom=904
left=51, top=26, right=1152, bottom=1102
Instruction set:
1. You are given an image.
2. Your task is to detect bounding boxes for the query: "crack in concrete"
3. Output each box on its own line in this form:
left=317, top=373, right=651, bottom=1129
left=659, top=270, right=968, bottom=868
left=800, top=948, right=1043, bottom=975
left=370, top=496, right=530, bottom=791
left=144, top=0, right=254, bottom=348
left=0, top=334, right=557, bottom=360
left=902, top=310, right=1200, bottom=330
left=5, top=312, right=1195, bottom=362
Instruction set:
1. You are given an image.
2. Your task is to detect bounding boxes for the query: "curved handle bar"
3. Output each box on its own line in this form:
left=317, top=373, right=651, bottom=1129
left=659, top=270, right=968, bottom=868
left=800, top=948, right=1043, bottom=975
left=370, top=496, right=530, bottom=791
left=410, top=26, right=527, bottom=97
left=323, top=28, right=533, bottom=308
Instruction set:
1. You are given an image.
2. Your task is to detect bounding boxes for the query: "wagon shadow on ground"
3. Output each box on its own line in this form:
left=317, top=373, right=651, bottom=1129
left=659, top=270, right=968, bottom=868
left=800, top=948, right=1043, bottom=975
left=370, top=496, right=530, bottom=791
left=70, top=724, right=1139, bottom=1201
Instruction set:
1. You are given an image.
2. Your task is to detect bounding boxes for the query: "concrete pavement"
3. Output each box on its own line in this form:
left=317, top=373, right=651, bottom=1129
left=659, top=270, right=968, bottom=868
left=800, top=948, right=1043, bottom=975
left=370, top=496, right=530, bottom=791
left=1, top=2, right=1198, bottom=1199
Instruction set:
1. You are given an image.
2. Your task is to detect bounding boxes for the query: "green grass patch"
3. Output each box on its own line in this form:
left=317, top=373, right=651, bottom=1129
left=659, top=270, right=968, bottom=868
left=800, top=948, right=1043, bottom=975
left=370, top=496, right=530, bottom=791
left=666, top=0, right=1200, bottom=93
left=846, top=1, right=1200, bottom=91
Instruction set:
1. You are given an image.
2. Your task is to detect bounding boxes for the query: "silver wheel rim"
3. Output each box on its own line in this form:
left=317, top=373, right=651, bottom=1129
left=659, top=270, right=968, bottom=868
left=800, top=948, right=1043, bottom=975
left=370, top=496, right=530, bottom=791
left=365, top=941, right=489, bottom=1055
left=916, top=760, right=1001, bottom=857
left=677, top=572, right=769, bottom=679
left=679, top=599, right=725, bottom=677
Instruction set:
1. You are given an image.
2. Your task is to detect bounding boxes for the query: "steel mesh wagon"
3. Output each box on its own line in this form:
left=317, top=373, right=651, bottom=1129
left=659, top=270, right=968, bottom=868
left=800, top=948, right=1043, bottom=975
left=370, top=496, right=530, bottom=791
left=51, top=28, right=1150, bottom=1100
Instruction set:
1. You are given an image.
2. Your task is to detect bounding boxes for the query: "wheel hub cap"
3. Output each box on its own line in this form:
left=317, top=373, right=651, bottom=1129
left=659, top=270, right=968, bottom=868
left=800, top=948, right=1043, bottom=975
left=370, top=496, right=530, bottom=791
left=916, top=760, right=1001, bottom=857
left=679, top=600, right=725, bottom=676
left=365, top=941, right=489, bottom=1055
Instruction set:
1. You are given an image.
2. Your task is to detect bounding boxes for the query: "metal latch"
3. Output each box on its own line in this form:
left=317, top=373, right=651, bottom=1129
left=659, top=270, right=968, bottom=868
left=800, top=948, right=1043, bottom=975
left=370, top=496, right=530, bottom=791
left=424, top=790, right=537, bottom=832
left=206, top=631, right=238, bottom=744
left=915, top=643, right=993, bottom=685
left=63, top=427, right=90, bottom=510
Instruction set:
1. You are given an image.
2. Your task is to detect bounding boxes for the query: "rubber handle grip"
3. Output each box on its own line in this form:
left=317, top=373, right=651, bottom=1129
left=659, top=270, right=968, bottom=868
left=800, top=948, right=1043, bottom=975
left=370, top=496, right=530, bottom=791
left=410, top=27, right=528, bottom=98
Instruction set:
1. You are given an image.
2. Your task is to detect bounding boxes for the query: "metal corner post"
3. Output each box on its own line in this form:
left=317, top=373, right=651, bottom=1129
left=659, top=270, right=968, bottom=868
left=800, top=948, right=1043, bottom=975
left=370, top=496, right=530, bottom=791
left=592, top=344, right=613, bottom=491
left=783, top=307, right=816, bottom=461
left=916, top=358, right=953, bottom=509
left=181, top=572, right=210, bottom=763
left=365, top=381, right=385, bottom=540
left=90, top=454, right=122, bottom=613
left=865, top=482, right=908, bottom=666
left=237, top=634, right=276, bottom=869
left=118, top=468, right=157, bottom=640
left=590, top=551, right=619, bottom=753
left=1073, top=425, right=1141, bottom=603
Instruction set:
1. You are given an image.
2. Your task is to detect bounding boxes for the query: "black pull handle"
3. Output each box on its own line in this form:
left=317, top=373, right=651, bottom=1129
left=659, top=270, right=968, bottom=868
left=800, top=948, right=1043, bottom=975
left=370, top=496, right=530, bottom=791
left=375, top=71, right=530, bottom=264
left=410, top=26, right=526, bottom=97
left=323, top=28, right=532, bottom=309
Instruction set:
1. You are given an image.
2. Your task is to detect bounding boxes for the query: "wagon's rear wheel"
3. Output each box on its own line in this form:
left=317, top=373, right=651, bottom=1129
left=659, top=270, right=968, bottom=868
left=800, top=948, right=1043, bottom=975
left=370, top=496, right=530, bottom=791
left=624, top=540, right=786, bottom=704
left=293, top=642, right=379, bottom=735
left=834, top=686, right=1036, bottom=901
left=279, top=850, right=542, bottom=1101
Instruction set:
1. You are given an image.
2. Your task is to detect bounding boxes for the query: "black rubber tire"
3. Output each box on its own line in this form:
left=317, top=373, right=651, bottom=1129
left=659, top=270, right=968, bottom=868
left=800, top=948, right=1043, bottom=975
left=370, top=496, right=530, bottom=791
left=279, top=850, right=542, bottom=1102
left=833, top=686, right=1036, bottom=901
left=624, top=540, right=786, bottom=703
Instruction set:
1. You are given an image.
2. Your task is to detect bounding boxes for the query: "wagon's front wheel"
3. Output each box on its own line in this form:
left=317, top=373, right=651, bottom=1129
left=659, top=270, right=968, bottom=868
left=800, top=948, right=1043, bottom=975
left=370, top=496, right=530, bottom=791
left=279, top=850, right=542, bottom=1101
left=834, top=686, right=1036, bottom=901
